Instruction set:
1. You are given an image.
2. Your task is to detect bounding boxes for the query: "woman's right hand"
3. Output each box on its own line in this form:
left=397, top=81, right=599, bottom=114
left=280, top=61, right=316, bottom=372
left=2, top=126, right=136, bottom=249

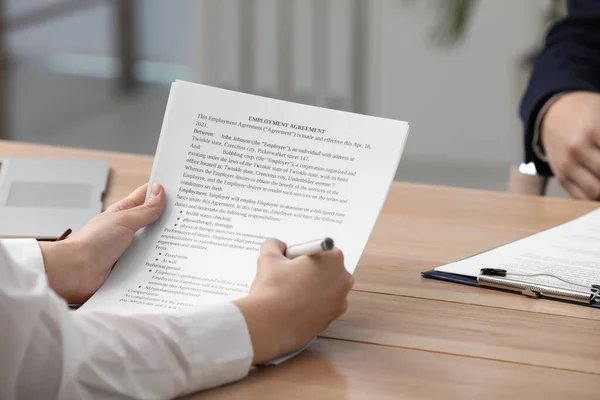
left=233, top=238, right=353, bottom=365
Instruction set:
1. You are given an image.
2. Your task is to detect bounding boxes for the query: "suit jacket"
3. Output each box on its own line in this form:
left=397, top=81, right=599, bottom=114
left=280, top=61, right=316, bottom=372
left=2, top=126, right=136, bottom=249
left=520, top=0, right=600, bottom=176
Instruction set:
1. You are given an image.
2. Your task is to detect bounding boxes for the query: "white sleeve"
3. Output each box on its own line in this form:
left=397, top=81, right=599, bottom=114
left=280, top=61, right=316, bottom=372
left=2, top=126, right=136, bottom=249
left=0, top=239, right=253, bottom=400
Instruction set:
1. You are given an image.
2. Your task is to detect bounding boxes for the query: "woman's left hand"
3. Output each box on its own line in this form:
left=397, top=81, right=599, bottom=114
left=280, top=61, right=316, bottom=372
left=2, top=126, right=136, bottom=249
left=40, top=183, right=166, bottom=304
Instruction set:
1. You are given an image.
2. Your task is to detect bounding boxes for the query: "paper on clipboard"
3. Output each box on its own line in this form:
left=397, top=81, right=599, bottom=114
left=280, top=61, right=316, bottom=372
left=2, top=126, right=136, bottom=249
left=434, top=209, right=600, bottom=293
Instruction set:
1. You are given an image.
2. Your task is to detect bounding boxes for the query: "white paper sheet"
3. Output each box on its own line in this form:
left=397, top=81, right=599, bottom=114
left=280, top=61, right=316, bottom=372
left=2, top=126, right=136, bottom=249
left=80, top=81, right=409, bottom=313
left=436, top=208, right=600, bottom=292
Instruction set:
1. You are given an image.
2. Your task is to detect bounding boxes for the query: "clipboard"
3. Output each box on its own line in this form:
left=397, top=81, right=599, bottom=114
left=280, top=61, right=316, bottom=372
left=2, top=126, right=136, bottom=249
left=422, top=270, right=600, bottom=309
left=421, top=207, right=600, bottom=309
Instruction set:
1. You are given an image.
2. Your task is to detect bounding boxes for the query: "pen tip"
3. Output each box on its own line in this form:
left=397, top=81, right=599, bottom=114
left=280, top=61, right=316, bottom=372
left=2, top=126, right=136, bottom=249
left=323, top=237, right=335, bottom=250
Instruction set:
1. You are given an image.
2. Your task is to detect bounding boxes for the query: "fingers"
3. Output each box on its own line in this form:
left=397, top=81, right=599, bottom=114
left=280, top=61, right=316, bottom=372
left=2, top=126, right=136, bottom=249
left=259, top=238, right=287, bottom=258
left=562, top=178, right=589, bottom=200
left=562, top=163, right=600, bottom=200
left=321, top=248, right=353, bottom=291
left=116, top=183, right=166, bottom=231
left=572, top=144, right=600, bottom=181
left=323, top=247, right=344, bottom=263
left=347, top=273, right=355, bottom=291
left=297, top=247, right=353, bottom=291
left=553, top=140, right=600, bottom=200
left=258, top=239, right=351, bottom=294
left=308, top=247, right=345, bottom=269
left=588, top=121, right=600, bottom=149
left=106, top=184, right=150, bottom=213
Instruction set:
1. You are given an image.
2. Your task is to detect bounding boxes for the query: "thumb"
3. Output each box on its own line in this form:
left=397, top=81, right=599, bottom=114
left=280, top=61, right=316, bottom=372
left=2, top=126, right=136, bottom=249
left=118, top=183, right=166, bottom=231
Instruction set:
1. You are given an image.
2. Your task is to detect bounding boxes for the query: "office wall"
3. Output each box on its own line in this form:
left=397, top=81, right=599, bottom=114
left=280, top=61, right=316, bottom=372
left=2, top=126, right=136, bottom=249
left=8, top=0, right=551, bottom=171
left=7, top=0, right=193, bottom=63
left=191, top=0, right=549, bottom=170
left=378, top=0, right=547, bottom=167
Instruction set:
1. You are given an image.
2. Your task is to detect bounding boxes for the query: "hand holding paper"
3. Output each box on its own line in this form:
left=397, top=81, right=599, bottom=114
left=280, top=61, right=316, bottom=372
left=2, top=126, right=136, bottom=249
left=80, top=81, right=409, bottom=313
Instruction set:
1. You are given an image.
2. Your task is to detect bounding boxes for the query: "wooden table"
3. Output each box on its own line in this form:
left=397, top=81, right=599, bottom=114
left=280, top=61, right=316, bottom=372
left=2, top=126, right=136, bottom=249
left=2, top=140, right=600, bottom=399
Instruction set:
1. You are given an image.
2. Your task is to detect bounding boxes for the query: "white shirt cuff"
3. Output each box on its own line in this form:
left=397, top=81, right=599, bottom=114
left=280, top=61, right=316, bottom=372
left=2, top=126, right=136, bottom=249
left=0, top=239, right=45, bottom=274
left=532, top=93, right=566, bottom=162
left=176, top=302, right=254, bottom=391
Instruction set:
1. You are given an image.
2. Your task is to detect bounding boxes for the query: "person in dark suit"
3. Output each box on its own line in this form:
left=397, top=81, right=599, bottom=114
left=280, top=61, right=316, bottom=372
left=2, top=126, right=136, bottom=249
left=520, top=0, right=600, bottom=200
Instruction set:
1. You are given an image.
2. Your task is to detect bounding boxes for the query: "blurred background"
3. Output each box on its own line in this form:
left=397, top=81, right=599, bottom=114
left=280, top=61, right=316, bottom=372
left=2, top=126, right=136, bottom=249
left=0, top=0, right=568, bottom=195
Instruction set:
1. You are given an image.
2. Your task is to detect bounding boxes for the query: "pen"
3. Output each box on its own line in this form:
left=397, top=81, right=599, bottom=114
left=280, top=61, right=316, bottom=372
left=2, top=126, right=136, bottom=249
left=57, top=228, right=72, bottom=241
left=285, top=238, right=335, bottom=259
left=261, top=238, right=335, bottom=366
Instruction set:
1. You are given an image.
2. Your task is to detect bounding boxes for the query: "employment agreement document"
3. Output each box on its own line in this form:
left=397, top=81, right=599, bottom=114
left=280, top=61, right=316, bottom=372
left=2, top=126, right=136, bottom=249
left=81, top=81, right=409, bottom=313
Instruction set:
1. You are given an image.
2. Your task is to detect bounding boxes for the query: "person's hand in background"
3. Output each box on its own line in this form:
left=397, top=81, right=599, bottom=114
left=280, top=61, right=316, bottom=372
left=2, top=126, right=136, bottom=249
left=542, top=91, right=600, bottom=200
left=40, top=183, right=166, bottom=304
left=234, top=239, right=353, bottom=365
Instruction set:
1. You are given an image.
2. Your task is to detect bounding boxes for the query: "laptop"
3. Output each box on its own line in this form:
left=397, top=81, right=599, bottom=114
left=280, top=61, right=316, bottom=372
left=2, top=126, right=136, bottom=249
left=0, top=157, right=110, bottom=239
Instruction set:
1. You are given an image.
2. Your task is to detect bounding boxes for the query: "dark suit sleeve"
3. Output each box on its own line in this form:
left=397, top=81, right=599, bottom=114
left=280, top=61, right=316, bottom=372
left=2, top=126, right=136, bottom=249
left=519, top=0, right=600, bottom=176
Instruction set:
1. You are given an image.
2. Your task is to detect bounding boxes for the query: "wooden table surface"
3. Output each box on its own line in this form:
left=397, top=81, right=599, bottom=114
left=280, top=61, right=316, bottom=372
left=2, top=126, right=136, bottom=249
left=3, top=140, right=600, bottom=399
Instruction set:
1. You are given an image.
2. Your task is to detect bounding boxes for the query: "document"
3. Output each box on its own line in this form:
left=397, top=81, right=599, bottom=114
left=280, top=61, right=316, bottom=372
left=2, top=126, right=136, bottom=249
left=80, top=81, right=409, bottom=313
left=435, top=209, right=600, bottom=292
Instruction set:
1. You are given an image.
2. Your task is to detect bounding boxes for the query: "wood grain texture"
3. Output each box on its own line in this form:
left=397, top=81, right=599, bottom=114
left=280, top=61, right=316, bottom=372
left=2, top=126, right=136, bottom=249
left=188, top=338, right=600, bottom=400
left=355, top=183, right=600, bottom=319
left=354, top=248, right=600, bottom=321
left=322, top=291, right=600, bottom=375
left=5, top=141, right=600, bottom=398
